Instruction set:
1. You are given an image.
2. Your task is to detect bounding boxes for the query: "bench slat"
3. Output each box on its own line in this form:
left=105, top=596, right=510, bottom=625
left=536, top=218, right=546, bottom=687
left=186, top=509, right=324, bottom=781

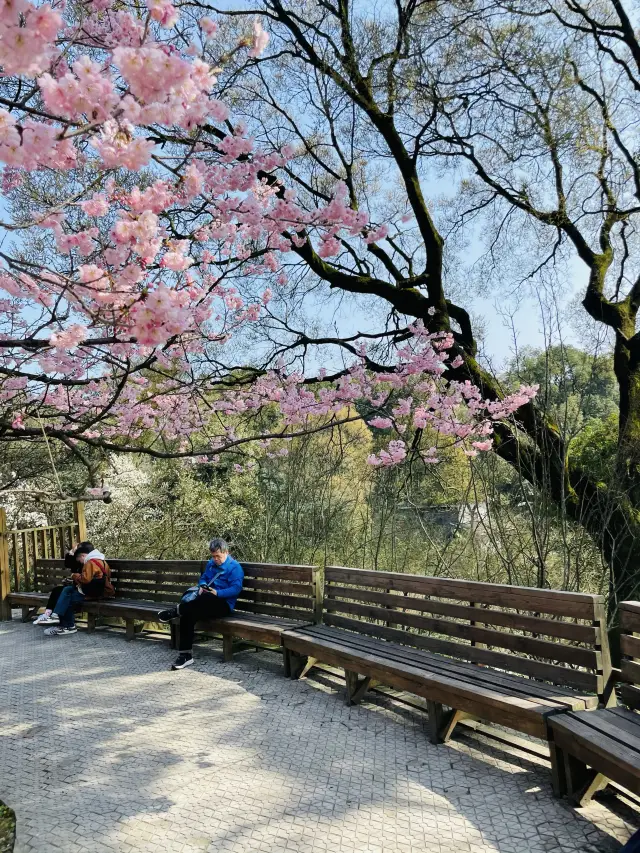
left=237, top=591, right=315, bottom=610
left=622, top=659, right=640, bottom=686
left=243, top=579, right=314, bottom=595
left=620, top=684, right=640, bottom=710
left=622, top=634, right=640, bottom=659
left=324, top=599, right=598, bottom=669
left=324, top=613, right=599, bottom=692
left=326, top=585, right=598, bottom=643
left=325, top=566, right=600, bottom=618
left=621, top=602, right=640, bottom=634
left=235, top=602, right=315, bottom=621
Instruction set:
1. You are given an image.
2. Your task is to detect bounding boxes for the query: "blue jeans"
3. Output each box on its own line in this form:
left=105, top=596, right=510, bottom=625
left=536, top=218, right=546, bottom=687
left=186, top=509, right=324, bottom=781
left=622, top=829, right=640, bottom=852
left=53, top=585, right=86, bottom=628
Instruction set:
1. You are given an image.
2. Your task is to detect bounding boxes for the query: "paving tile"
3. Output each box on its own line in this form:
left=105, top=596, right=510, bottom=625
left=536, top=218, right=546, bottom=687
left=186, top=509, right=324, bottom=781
left=0, top=617, right=636, bottom=852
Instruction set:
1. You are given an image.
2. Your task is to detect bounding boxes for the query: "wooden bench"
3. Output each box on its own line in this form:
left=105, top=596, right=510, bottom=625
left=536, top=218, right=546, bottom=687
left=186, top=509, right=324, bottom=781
left=282, top=566, right=611, bottom=754
left=8, top=558, right=320, bottom=659
left=548, top=601, right=640, bottom=805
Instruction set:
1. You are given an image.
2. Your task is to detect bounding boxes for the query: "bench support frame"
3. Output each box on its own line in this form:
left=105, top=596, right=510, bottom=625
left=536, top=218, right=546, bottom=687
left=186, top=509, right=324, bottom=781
left=344, top=670, right=378, bottom=705
left=284, top=649, right=311, bottom=680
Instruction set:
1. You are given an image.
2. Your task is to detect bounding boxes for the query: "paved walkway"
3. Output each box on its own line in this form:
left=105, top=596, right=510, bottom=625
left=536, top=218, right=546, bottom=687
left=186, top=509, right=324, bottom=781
left=0, top=618, right=637, bottom=853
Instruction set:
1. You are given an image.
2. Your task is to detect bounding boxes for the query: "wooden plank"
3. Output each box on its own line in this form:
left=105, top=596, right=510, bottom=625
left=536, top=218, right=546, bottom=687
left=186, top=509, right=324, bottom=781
left=21, top=531, right=29, bottom=593
left=116, top=571, right=195, bottom=583
left=621, top=602, right=640, bottom=633
left=197, top=617, right=297, bottom=646
left=302, top=623, right=595, bottom=709
left=323, top=613, right=599, bottom=692
left=242, top=562, right=317, bottom=573
left=37, top=559, right=316, bottom=582
left=604, top=707, right=640, bottom=741
left=621, top=684, right=640, bottom=710
left=240, top=566, right=315, bottom=581
left=621, top=659, right=640, bottom=687
left=73, top=501, right=87, bottom=542
left=234, top=601, right=316, bottom=621
left=324, top=599, right=597, bottom=669
left=236, top=591, right=314, bottom=610
left=114, top=581, right=185, bottom=595
left=326, top=585, right=598, bottom=643
left=243, top=579, right=314, bottom=595
left=6, top=592, right=48, bottom=605
left=622, top=634, right=640, bottom=659
left=563, top=710, right=640, bottom=756
left=112, top=590, right=167, bottom=603
left=325, top=567, right=600, bottom=618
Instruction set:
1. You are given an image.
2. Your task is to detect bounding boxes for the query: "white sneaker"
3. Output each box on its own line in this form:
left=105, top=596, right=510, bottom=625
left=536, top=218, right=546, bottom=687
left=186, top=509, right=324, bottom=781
left=33, top=612, right=51, bottom=625
left=44, top=626, right=77, bottom=636
left=38, top=614, right=60, bottom=625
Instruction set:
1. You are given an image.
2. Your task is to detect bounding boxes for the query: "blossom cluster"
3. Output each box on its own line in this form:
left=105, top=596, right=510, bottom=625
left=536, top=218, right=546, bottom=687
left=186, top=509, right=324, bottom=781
left=0, top=0, right=537, bottom=468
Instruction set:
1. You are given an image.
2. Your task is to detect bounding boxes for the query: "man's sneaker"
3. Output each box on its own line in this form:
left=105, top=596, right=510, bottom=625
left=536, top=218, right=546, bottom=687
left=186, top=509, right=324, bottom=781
left=38, top=614, right=60, bottom=625
left=158, top=607, right=178, bottom=623
left=44, top=626, right=77, bottom=637
left=33, top=612, right=51, bottom=625
left=171, top=653, right=193, bottom=670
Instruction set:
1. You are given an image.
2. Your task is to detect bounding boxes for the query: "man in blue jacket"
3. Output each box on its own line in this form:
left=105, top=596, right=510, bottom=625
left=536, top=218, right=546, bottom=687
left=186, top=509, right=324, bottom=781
left=158, top=538, right=244, bottom=670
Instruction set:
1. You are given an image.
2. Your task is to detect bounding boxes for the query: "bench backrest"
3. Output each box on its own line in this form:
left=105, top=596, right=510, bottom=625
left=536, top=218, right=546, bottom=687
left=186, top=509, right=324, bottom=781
left=34, top=559, right=321, bottom=623
left=621, top=601, right=640, bottom=710
left=324, top=566, right=611, bottom=699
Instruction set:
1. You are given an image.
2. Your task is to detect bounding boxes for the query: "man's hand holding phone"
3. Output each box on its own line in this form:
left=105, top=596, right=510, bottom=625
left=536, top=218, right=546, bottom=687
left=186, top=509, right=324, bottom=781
left=199, top=585, right=217, bottom=595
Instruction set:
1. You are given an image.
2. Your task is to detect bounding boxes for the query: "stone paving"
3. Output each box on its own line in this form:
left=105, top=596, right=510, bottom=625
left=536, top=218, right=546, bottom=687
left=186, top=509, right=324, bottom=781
left=0, top=618, right=638, bottom=853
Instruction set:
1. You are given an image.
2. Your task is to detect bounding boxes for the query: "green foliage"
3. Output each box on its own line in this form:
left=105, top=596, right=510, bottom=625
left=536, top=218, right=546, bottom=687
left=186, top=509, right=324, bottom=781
left=506, top=345, right=618, bottom=438
left=569, top=413, right=618, bottom=483
left=0, top=803, right=15, bottom=853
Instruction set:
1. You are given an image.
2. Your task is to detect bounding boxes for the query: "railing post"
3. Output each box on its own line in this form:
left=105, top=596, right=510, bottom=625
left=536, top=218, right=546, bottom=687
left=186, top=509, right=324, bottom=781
left=73, top=501, right=87, bottom=543
left=0, top=508, right=12, bottom=620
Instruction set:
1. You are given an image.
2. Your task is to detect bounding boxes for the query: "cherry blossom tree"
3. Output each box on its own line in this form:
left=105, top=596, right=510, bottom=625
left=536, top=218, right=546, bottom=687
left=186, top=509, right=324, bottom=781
left=0, top=0, right=535, bottom=498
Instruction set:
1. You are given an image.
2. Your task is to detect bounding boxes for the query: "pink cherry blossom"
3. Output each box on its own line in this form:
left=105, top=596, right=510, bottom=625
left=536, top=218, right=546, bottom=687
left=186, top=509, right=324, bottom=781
left=0, top=2, right=537, bottom=469
left=49, top=324, right=88, bottom=349
left=248, top=19, right=269, bottom=57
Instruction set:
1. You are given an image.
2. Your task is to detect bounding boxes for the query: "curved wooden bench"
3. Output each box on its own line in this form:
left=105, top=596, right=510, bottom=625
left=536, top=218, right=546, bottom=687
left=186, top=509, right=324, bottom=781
left=9, top=558, right=320, bottom=659
left=548, top=601, right=640, bottom=804
left=282, top=566, right=611, bottom=762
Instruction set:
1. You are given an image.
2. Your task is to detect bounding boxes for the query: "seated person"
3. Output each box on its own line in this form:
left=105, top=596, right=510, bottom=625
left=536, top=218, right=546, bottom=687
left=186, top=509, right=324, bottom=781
left=38, top=543, right=114, bottom=636
left=158, top=538, right=243, bottom=671
left=33, top=541, right=93, bottom=624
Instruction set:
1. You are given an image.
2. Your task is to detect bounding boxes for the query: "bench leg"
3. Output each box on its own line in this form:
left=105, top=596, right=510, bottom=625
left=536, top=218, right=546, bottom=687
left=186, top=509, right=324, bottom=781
left=170, top=621, right=179, bottom=650
left=439, top=709, right=471, bottom=743
left=427, top=701, right=445, bottom=745
left=87, top=613, right=97, bottom=634
left=21, top=606, right=33, bottom=623
left=222, top=635, right=234, bottom=662
left=563, top=751, right=608, bottom=806
left=286, top=651, right=310, bottom=680
left=283, top=647, right=291, bottom=677
left=548, top=740, right=567, bottom=798
left=344, top=670, right=375, bottom=706
left=125, top=619, right=135, bottom=641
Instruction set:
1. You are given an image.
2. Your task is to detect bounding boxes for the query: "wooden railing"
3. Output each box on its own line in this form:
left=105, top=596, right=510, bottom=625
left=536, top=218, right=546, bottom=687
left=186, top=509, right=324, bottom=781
left=0, top=502, right=87, bottom=619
